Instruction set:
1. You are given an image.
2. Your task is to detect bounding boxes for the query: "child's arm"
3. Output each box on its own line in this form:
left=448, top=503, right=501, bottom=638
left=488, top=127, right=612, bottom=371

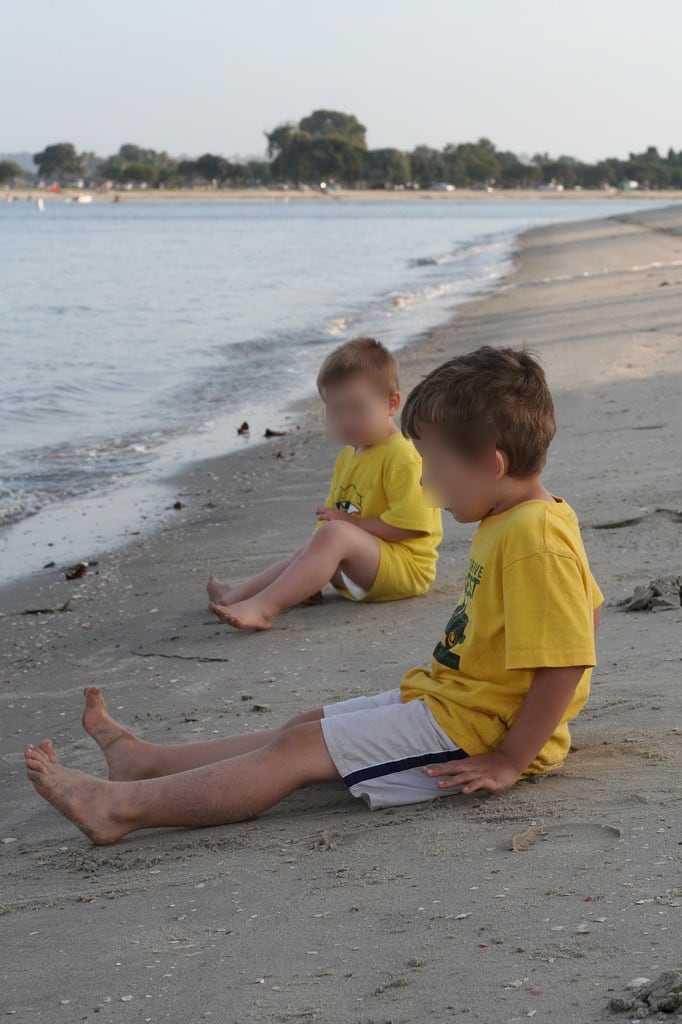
left=424, top=664, right=587, bottom=794
left=425, top=605, right=602, bottom=794
left=316, top=506, right=423, bottom=543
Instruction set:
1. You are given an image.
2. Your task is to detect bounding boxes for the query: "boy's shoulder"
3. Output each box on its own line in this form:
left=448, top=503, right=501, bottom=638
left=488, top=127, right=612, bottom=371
left=335, top=433, right=419, bottom=471
left=380, top=432, right=421, bottom=469
left=478, top=497, right=585, bottom=565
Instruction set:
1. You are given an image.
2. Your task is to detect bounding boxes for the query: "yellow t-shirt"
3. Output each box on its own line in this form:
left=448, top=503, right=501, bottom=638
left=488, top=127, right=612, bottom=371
left=320, top=432, right=442, bottom=596
left=401, top=497, right=604, bottom=775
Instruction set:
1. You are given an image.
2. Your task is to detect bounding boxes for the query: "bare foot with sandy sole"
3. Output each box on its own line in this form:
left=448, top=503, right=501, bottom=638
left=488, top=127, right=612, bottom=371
left=207, top=575, right=233, bottom=606
left=209, top=600, right=274, bottom=631
left=25, top=739, right=127, bottom=845
left=82, top=686, right=152, bottom=781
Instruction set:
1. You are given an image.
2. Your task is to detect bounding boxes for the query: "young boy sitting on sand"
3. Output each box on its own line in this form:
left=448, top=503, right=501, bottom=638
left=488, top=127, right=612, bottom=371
left=207, top=336, right=442, bottom=630
left=26, top=346, right=603, bottom=845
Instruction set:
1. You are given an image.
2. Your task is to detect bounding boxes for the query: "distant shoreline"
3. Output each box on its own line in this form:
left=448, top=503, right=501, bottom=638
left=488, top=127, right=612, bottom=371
left=6, top=186, right=682, bottom=204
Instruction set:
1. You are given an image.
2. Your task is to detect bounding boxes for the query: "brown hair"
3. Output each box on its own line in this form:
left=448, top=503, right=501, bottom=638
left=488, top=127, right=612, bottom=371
left=317, top=337, right=399, bottom=396
left=401, top=346, right=556, bottom=477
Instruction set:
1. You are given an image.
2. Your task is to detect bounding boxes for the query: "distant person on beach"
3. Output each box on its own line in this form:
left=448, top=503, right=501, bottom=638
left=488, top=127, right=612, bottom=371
left=207, top=336, right=443, bottom=630
left=25, top=347, right=603, bottom=845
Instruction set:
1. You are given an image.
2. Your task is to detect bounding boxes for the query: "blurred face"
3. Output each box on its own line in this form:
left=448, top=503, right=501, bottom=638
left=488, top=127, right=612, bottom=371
left=413, top=423, right=501, bottom=523
left=322, top=377, right=400, bottom=447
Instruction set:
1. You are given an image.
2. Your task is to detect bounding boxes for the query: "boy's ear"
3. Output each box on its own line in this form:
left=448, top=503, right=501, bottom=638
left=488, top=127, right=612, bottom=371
left=388, top=391, right=401, bottom=416
left=494, top=449, right=508, bottom=481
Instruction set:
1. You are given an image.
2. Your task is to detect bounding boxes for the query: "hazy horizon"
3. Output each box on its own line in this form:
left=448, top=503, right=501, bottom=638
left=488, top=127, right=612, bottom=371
left=3, top=0, right=681, bottom=164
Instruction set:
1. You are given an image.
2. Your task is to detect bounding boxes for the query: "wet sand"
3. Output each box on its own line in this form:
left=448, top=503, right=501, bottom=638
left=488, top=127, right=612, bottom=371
left=1, top=206, right=681, bottom=1022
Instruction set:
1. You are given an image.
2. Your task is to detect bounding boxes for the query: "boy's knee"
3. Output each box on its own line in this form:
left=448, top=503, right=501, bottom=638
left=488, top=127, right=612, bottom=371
left=268, top=721, right=338, bottom=785
left=282, top=709, right=323, bottom=731
left=269, top=720, right=322, bottom=761
left=314, top=520, right=355, bottom=548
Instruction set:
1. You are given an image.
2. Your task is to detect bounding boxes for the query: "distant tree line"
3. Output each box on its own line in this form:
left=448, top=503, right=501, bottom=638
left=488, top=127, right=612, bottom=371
left=3, top=110, right=681, bottom=190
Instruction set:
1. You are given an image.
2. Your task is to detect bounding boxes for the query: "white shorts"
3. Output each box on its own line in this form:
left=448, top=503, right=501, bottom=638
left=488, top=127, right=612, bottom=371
left=320, top=689, right=468, bottom=810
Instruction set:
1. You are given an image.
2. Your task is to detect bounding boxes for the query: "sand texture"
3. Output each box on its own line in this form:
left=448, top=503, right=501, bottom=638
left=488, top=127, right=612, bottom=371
left=1, top=206, right=681, bottom=1022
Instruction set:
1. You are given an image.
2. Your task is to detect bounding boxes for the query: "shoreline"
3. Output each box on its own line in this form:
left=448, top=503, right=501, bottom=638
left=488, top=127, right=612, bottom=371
left=4, top=197, right=679, bottom=591
left=2, top=205, right=681, bottom=1021
left=0, top=202, right=526, bottom=588
left=6, top=184, right=682, bottom=204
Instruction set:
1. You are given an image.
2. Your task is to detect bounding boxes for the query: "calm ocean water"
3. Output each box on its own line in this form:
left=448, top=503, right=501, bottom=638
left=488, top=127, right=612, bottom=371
left=0, top=196, right=656, bottom=581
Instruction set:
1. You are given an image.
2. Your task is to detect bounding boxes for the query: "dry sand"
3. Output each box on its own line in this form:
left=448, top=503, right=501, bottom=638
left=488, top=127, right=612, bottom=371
left=1, top=206, right=681, bottom=1022
left=11, top=185, right=682, bottom=204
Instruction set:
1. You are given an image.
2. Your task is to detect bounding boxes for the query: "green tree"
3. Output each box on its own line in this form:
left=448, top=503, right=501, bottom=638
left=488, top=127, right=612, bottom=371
left=177, top=159, right=198, bottom=183
left=0, top=160, right=23, bottom=183
left=309, top=135, right=364, bottom=183
left=495, top=151, right=540, bottom=188
left=244, top=159, right=272, bottom=185
left=98, top=154, right=126, bottom=181
left=118, top=143, right=158, bottom=164
left=33, top=142, right=83, bottom=179
left=575, top=160, right=616, bottom=188
left=121, top=162, right=159, bottom=185
left=409, top=145, right=446, bottom=185
left=99, top=145, right=178, bottom=186
left=265, top=123, right=310, bottom=181
left=266, top=109, right=367, bottom=184
left=538, top=156, right=578, bottom=188
left=194, top=153, right=232, bottom=183
left=362, top=148, right=410, bottom=186
left=299, top=109, right=366, bottom=147
left=625, top=146, right=672, bottom=188
left=445, top=138, right=500, bottom=186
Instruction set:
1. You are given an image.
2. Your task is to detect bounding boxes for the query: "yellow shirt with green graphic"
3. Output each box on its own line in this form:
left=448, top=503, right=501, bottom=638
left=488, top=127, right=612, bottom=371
left=401, top=497, right=604, bottom=774
left=320, top=432, right=442, bottom=597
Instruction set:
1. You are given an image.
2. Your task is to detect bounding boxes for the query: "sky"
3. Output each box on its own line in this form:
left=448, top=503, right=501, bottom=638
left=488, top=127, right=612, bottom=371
left=3, top=0, right=681, bottom=164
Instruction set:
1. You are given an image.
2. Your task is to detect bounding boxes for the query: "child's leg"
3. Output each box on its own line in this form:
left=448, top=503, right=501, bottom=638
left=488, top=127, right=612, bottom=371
left=82, top=687, right=322, bottom=781
left=211, top=521, right=381, bottom=631
left=207, top=548, right=301, bottom=605
left=26, top=719, right=339, bottom=845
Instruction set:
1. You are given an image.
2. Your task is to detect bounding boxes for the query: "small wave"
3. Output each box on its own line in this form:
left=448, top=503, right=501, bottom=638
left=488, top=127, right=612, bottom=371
left=0, top=431, right=168, bottom=530
left=407, top=233, right=514, bottom=273
left=324, top=315, right=353, bottom=335
left=0, top=486, right=55, bottom=527
left=390, top=280, right=463, bottom=310
left=33, top=432, right=165, bottom=468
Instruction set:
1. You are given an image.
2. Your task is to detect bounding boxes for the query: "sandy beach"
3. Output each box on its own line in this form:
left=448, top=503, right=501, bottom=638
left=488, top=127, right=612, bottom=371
left=1, top=206, right=681, bottom=1022
left=9, top=185, right=682, bottom=204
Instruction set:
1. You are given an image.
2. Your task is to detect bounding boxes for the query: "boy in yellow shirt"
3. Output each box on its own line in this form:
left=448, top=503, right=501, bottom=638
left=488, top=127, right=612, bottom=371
left=25, top=347, right=604, bottom=843
left=207, top=336, right=442, bottom=630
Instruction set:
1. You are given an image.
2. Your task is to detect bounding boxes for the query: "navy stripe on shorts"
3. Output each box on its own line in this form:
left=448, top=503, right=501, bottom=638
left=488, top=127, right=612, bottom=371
left=343, top=746, right=468, bottom=789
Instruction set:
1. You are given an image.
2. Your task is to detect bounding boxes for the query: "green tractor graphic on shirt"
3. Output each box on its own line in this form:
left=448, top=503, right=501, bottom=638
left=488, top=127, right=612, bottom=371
left=433, top=599, right=469, bottom=671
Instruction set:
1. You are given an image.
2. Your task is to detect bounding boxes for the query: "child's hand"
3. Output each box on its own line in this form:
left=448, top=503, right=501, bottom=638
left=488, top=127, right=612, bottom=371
left=423, top=751, right=521, bottom=794
left=316, top=506, right=347, bottom=522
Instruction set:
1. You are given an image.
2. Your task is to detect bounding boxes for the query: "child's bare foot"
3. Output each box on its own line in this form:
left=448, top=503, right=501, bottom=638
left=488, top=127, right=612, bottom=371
left=25, top=740, right=129, bottom=845
left=207, top=575, right=232, bottom=606
left=82, top=687, right=152, bottom=781
left=209, top=600, right=275, bottom=631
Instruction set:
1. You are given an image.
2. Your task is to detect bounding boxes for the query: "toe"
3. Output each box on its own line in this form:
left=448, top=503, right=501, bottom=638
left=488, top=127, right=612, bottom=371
left=39, top=739, right=58, bottom=762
